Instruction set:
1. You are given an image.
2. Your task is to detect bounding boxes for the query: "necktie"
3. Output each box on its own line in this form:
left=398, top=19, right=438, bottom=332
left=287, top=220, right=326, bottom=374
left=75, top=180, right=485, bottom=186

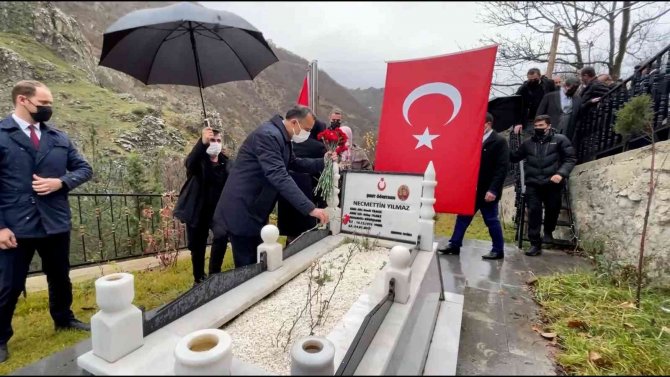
left=28, top=125, right=40, bottom=150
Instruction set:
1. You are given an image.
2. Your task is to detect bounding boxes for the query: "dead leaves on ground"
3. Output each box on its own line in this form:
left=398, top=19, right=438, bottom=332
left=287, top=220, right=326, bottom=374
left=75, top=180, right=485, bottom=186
left=617, top=301, right=638, bottom=309
left=588, top=350, right=608, bottom=367
left=567, top=319, right=588, bottom=330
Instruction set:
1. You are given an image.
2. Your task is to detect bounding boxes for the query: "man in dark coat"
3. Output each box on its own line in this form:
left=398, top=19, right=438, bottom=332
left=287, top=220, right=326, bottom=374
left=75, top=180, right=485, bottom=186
left=438, top=113, right=510, bottom=260
left=212, top=106, right=330, bottom=267
left=277, top=118, right=327, bottom=246
left=174, top=126, right=231, bottom=285
left=0, top=80, right=93, bottom=363
left=536, top=76, right=582, bottom=141
left=513, top=68, right=556, bottom=137
left=578, top=66, right=610, bottom=114
left=510, top=115, right=577, bottom=256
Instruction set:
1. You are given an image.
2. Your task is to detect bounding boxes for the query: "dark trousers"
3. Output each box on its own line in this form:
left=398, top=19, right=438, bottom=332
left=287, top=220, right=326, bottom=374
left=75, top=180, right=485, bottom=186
left=186, top=225, right=229, bottom=282
left=449, top=201, right=505, bottom=254
left=0, top=232, right=74, bottom=345
left=525, top=183, right=564, bottom=246
left=229, top=234, right=263, bottom=268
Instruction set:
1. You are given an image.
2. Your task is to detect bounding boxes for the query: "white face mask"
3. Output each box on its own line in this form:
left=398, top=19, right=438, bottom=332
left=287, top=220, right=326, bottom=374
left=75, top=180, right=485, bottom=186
left=206, top=142, right=222, bottom=156
left=291, top=120, right=310, bottom=144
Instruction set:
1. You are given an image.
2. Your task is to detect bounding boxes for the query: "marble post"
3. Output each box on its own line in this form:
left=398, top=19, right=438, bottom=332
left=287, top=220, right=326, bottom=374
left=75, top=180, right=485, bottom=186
left=257, top=224, right=283, bottom=271
left=90, top=273, right=144, bottom=363
left=290, top=336, right=335, bottom=375
left=327, top=161, right=341, bottom=235
left=419, top=161, right=437, bottom=252
left=385, top=245, right=412, bottom=304
left=174, top=329, right=233, bottom=375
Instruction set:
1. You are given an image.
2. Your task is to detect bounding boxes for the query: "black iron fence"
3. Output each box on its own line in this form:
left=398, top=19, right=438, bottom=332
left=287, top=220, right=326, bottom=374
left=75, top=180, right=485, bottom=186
left=576, top=43, right=670, bottom=163
left=28, top=193, right=188, bottom=275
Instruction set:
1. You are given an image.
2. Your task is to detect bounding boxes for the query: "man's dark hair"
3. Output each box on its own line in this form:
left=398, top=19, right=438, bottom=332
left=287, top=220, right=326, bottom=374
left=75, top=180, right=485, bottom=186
left=527, top=68, right=541, bottom=76
left=485, top=112, right=493, bottom=124
left=212, top=129, right=221, bottom=136
left=534, top=114, right=551, bottom=125
left=581, top=66, right=596, bottom=78
left=285, top=105, right=313, bottom=120
left=564, top=76, right=580, bottom=87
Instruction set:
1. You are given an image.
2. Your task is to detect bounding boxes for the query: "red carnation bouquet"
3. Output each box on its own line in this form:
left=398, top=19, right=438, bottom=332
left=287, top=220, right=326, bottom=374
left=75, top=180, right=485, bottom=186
left=314, top=128, right=348, bottom=202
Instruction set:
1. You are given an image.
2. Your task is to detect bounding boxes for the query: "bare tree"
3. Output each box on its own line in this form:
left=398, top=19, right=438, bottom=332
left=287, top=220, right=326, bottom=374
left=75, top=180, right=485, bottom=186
left=480, top=1, right=670, bottom=89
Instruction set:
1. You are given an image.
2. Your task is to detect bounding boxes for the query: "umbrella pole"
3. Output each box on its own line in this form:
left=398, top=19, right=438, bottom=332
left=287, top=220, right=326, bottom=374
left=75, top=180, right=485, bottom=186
left=188, top=22, right=208, bottom=120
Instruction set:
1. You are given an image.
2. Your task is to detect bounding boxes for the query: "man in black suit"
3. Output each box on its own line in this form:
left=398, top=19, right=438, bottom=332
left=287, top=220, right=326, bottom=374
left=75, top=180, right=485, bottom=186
left=513, top=68, right=557, bottom=137
left=438, top=113, right=510, bottom=260
left=0, top=80, right=93, bottom=363
left=536, top=76, right=582, bottom=141
left=578, top=66, right=610, bottom=114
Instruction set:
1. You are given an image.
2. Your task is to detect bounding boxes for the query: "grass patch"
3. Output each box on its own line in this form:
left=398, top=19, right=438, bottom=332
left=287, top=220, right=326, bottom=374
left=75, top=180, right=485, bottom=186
left=435, top=213, right=515, bottom=244
left=0, top=249, right=236, bottom=375
left=534, top=272, right=670, bottom=375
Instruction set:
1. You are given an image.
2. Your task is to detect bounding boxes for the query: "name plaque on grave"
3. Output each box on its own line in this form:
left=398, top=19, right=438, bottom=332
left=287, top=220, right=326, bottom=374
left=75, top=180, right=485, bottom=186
left=340, top=171, right=423, bottom=243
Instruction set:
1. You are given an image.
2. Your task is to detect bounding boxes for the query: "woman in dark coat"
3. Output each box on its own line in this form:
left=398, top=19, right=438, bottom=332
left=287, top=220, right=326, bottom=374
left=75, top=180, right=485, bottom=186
left=174, top=127, right=231, bottom=284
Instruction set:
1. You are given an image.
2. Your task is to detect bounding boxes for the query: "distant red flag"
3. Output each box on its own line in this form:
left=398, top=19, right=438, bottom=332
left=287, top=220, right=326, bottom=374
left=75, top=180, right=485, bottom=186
left=297, top=74, right=309, bottom=106
left=374, top=46, right=498, bottom=215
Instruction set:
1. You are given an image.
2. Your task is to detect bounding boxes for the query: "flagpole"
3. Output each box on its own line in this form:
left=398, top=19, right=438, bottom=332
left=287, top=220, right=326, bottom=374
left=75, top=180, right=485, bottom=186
left=311, top=59, right=318, bottom=116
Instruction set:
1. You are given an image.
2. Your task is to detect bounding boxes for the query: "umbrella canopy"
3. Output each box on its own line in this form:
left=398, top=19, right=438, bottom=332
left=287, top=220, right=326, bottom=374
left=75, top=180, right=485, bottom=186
left=100, top=2, right=279, bottom=118
left=488, top=95, right=523, bottom=132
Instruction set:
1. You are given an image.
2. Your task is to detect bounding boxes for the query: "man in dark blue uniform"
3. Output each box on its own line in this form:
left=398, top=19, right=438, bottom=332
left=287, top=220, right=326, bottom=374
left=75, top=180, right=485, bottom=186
left=0, top=80, right=93, bottom=363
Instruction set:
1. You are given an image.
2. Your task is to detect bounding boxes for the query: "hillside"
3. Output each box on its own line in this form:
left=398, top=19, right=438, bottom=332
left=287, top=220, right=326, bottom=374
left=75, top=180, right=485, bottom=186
left=0, top=1, right=378, bottom=191
left=348, top=87, right=384, bottom=124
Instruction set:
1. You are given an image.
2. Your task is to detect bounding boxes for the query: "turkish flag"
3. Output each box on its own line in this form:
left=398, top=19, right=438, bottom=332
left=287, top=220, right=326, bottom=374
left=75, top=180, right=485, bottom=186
left=297, top=74, right=309, bottom=106
left=374, top=45, right=497, bottom=215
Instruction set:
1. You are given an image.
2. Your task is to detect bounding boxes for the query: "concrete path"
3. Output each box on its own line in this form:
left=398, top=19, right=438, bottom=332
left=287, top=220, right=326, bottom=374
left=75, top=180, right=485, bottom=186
left=435, top=238, right=592, bottom=376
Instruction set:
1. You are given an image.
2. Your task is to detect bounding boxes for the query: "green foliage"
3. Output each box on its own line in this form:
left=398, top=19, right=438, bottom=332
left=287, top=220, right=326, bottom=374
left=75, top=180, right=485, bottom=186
left=614, top=94, right=654, bottom=137
left=535, top=272, right=670, bottom=375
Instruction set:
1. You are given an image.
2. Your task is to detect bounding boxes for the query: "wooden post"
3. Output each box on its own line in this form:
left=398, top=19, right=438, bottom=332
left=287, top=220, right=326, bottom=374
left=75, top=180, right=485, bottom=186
left=546, top=25, right=560, bottom=78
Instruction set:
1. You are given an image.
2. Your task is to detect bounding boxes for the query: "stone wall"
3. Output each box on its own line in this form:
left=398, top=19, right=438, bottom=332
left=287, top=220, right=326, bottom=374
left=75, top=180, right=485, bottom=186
left=500, top=140, right=670, bottom=285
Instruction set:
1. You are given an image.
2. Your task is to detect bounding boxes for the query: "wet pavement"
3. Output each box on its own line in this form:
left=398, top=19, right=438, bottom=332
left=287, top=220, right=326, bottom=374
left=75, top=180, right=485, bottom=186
left=435, top=237, right=592, bottom=376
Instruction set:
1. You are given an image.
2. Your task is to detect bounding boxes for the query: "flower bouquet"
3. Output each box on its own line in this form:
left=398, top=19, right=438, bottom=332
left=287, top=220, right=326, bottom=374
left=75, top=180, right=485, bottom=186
left=314, top=128, right=348, bottom=202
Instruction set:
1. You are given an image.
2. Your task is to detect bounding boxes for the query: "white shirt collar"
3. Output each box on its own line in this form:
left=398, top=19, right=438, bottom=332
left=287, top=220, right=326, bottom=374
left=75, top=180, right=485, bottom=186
left=11, top=113, right=38, bottom=131
left=483, top=129, right=493, bottom=143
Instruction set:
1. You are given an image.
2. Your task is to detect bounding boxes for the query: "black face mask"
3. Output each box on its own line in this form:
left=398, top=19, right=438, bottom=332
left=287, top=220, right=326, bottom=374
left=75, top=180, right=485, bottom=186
left=25, top=99, right=53, bottom=123
left=330, top=119, right=341, bottom=129
left=528, top=79, right=540, bottom=86
left=566, top=87, right=578, bottom=96
left=534, top=128, right=547, bottom=138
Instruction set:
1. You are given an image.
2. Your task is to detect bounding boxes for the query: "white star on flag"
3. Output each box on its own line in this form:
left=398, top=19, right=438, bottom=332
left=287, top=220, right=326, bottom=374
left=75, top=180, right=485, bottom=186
left=413, top=127, right=439, bottom=150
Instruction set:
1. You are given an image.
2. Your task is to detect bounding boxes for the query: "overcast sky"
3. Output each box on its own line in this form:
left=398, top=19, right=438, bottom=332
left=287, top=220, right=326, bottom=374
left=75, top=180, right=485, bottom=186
left=201, top=1, right=491, bottom=89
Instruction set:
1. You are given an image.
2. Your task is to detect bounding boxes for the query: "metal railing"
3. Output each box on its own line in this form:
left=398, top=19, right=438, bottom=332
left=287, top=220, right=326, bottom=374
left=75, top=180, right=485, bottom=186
left=28, top=193, right=188, bottom=275
left=576, top=43, right=670, bottom=163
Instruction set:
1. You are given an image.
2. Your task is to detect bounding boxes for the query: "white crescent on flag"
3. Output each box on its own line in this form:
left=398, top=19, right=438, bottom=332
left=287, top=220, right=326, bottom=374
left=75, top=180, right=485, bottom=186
left=402, top=82, right=462, bottom=126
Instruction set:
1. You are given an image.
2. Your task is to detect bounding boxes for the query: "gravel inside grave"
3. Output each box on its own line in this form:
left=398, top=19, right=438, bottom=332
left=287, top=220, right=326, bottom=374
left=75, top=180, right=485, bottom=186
left=221, top=241, right=389, bottom=375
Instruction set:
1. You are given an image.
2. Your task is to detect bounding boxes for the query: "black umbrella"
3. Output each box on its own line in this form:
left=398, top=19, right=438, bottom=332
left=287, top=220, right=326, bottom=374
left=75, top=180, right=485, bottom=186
left=99, top=2, right=279, bottom=118
left=487, top=95, right=523, bottom=132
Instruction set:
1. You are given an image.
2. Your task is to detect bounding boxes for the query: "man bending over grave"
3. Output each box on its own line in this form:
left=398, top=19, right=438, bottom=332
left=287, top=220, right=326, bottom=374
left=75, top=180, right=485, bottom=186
left=212, top=106, right=335, bottom=267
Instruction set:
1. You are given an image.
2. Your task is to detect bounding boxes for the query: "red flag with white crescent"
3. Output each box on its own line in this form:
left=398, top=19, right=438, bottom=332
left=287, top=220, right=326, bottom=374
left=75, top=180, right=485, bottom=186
left=374, top=45, right=498, bottom=215
left=297, top=74, right=309, bottom=106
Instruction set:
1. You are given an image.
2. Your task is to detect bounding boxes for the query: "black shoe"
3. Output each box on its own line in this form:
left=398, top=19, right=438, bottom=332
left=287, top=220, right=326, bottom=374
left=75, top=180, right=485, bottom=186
left=193, top=275, right=207, bottom=286
left=482, top=252, right=504, bottom=260
left=437, top=244, right=460, bottom=255
left=542, top=233, right=555, bottom=245
left=55, top=318, right=90, bottom=332
left=525, top=245, right=543, bottom=256
left=0, top=343, right=8, bottom=363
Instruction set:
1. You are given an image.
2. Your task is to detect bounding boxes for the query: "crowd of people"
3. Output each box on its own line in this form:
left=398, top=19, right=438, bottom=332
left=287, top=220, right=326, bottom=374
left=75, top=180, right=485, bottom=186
left=0, top=66, right=611, bottom=362
left=438, top=65, right=615, bottom=260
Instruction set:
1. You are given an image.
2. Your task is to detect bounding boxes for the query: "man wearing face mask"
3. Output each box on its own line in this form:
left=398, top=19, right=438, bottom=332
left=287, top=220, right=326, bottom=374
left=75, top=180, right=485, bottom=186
left=510, top=115, right=576, bottom=256
left=536, top=76, right=582, bottom=141
left=0, top=80, right=93, bottom=363
left=212, top=106, right=332, bottom=267
left=328, top=109, right=342, bottom=130
left=174, top=125, right=231, bottom=285
left=513, top=68, right=556, bottom=137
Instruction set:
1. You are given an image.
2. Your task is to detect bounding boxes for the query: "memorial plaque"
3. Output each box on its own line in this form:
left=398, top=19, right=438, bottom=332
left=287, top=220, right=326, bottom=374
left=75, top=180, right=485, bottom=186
left=340, top=171, right=423, bottom=243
